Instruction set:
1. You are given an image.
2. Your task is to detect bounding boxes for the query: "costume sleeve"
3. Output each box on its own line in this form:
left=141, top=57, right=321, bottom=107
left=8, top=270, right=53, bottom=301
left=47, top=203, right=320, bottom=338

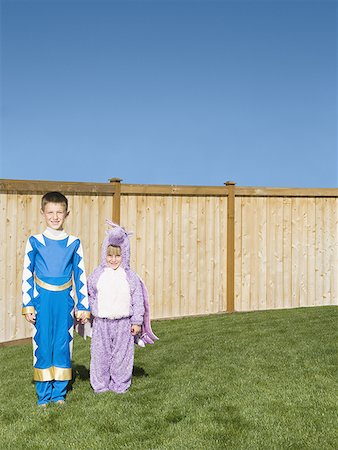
left=129, top=271, right=145, bottom=325
left=22, top=237, right=37, bottom=315
left=73, top=240, right=90, bottom=319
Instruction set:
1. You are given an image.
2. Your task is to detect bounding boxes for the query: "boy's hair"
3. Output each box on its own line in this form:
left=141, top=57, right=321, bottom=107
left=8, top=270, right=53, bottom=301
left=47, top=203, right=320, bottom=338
left=41, top=192, right=68, bottom=211
left=107, top=245, right=121, bottom=256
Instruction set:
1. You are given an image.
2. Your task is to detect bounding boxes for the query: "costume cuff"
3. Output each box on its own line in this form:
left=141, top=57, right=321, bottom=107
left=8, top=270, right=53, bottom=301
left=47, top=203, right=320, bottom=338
left=22, top=306, right=35, bottom=315
left=131, top=317, right=143, bottom=326
left=33, top=366, right=72, bottom=381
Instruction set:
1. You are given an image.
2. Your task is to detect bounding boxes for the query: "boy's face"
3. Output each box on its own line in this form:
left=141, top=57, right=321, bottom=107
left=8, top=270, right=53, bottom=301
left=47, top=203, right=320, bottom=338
left=106, top=250, right=122, bottom=270
left=41, top=202, right=69, bottom=230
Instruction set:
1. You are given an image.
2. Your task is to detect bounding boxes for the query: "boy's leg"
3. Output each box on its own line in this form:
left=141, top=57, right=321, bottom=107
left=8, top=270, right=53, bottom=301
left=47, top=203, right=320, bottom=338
left=36, top=381, right=53, bottom=405
left=51, top=381, right=69, bottom=402
left=51, top=290, right=73, bottom=402
left=33, top=293, right=53, bottom=404
left=90, top=318, right=112, bottom=393
left=109, top=318, right=134, bottom=393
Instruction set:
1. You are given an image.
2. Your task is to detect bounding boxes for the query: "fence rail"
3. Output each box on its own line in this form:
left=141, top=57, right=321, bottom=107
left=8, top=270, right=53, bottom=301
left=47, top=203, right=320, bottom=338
left=0, top=178, right=337, bottom=344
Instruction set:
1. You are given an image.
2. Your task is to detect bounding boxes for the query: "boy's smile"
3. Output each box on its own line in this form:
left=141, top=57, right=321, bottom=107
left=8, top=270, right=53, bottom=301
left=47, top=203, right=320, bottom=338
left=41, top=202, right=69, bottom=231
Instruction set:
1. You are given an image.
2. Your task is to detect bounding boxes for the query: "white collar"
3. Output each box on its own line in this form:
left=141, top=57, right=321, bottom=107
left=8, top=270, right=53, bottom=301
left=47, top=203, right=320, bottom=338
left=43, top=227, right=68, bottom=240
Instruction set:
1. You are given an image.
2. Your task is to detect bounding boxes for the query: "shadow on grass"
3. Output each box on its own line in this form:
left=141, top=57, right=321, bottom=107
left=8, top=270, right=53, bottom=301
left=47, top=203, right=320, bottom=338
left=67, top=364, right=147, bottom=391
left=67, top=364, right=90, bottom=392
left=132, top=366, right=148, bottom=377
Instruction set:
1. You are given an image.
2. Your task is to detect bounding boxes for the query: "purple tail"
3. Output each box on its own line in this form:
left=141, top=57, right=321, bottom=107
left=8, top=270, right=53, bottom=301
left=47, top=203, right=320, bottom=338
left=138, top=278, right=159, bottom=344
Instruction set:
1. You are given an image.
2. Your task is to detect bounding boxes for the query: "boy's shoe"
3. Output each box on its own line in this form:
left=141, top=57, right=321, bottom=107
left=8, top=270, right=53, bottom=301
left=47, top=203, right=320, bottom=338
left=55, top=400, right=65, bottom=405
left=38, top=403, right=48, bottom=408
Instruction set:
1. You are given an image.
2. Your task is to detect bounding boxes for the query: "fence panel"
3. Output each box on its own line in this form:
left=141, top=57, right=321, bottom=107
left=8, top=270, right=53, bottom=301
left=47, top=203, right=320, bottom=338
left=234, top=195, right=338, bottom=311
left=121, top=193, right=228, bottom=320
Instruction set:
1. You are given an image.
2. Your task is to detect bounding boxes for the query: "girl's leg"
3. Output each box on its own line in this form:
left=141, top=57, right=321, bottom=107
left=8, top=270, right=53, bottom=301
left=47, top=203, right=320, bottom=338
left=109, top=318, right=134, bottom=393
left=90, top=318, right=112, bottom=393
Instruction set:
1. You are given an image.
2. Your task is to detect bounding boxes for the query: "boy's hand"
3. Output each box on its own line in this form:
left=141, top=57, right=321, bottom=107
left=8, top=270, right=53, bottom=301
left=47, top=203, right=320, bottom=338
left=25, top=313, right=36, bottom=324
left=131, top=324, right=141, bottom=336
left=76, top=312, right=88, bottom=324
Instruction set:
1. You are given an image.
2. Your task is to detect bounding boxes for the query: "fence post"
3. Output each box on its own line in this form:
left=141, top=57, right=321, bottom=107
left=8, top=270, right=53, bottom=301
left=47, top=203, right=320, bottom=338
left=225, top=181, right=236, bottom=313
left=109, top=178, right=122, bottom=224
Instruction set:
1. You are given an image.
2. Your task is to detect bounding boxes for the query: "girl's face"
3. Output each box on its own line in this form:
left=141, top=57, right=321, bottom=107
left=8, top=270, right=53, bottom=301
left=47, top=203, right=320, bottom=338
left=106, top=247, right=122, bottom=270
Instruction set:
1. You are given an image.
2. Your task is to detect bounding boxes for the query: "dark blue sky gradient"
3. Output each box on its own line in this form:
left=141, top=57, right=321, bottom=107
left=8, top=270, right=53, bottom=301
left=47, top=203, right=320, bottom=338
left=1, top=0, right=337, bottom=187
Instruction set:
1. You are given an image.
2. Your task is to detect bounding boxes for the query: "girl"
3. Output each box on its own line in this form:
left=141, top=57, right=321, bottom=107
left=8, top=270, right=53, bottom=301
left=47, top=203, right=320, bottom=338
left=88, top=221, right=158, bottom=393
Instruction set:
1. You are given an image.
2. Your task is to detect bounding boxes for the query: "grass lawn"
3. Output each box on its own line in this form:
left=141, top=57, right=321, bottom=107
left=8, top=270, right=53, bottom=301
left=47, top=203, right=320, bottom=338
left=0, top=306, right=337, bottom=449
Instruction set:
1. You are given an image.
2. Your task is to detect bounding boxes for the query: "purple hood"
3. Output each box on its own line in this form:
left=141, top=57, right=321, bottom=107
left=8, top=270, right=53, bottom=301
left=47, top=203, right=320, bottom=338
left=100, top=219, right=132, bottom=270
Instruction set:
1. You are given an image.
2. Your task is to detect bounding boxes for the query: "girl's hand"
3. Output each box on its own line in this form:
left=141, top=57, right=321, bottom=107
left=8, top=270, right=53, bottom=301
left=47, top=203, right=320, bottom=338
left=131, top=324, right=141, bottom=336
left=76, top=312, right=88, bottom=324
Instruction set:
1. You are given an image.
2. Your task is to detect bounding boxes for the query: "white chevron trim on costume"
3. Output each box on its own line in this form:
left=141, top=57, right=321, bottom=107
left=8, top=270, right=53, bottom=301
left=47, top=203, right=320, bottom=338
left=32, top=327, right=38, bottom=366
left=22, top=267, right=32, bottom=281
left=77, top=257, right=85, bottom=271
left=69, top=308, right=74, bottom=357
left=24, top=240, right=33, bottom=257
left=26, top=240, right=33, bottom=252
left=80, top=296, right=89, bottom=309
left=80, top=283, right=88, bottom=296
left=76, top=244, right=89, bottom=307
left=22, top=241, right=34, bottom=304
left=23, top=292, right=31, bottom=304
left=67, top=235, right=77, bottom=247
left=34, top=234, right=45, bottom=246
left=22, top=281, right=32, bottom=305
left=77, top=248, right=86, bottom=277
left=76, top=243, right=84, bottom=257
left=80, top=274, right=87, bottom=290
left=22, top=256, right=33, bottom=304
left=23, top=242, right=33, bottom=279
left=22, top=280, right=31, bottom=293
left=79, top=278, right=89, bottom=308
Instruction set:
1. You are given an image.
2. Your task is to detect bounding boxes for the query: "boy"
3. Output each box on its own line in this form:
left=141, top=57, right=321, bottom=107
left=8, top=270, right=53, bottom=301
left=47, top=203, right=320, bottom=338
left=22, top=191, right=90, bottom=406
left=88, top=221, right=158, bottom=394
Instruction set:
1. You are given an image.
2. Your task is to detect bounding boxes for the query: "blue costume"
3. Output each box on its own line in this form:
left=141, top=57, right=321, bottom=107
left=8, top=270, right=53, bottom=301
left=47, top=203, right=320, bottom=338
left=22, top=228, right=90, bottom=404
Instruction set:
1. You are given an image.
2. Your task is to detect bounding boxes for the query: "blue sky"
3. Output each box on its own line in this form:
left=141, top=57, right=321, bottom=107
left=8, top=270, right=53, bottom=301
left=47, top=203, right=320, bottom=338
left=1, top=0, right=337, bottom=188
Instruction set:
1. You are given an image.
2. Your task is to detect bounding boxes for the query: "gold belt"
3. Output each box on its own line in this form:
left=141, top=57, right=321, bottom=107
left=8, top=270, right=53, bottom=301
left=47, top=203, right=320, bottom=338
left=34, top=275, right=72, bottom=292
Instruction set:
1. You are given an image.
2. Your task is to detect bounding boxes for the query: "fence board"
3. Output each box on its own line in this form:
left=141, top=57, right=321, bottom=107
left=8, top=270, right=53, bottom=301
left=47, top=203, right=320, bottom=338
left=282, top=198, right=292, bottom=309
left=0, top=194, right=7, bottom=342
left=306, top=198, right=315, bottom=306
left=205, top=197, right=213, bottom=314
left=171, top=197, right=182, bottom=318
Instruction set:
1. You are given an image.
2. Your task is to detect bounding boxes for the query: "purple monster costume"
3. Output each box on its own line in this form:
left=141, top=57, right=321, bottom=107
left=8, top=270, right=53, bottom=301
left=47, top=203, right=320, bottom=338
left=88, top=220, right=158, bottom=394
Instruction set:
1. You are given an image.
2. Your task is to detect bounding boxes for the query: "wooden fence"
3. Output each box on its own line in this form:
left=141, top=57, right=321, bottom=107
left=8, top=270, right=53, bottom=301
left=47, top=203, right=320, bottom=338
left=0, top=178, right=337, bottom=344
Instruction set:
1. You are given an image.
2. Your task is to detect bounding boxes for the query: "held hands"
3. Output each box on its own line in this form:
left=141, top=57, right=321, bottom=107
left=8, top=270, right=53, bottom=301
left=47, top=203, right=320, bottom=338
left=131, top=324, right=141, bottom=336
left=76, top=312, right=88, bottom=325
left=25, top=313, right=36, bottom=324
